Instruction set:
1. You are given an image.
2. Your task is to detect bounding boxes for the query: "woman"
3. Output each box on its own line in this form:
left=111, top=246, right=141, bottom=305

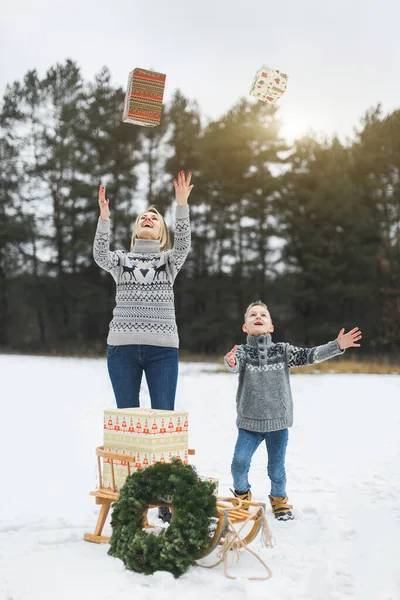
left=94, top=171, right=193, bottom=409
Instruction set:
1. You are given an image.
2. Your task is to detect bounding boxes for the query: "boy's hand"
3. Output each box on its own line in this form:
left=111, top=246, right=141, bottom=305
left=226, top=345, right=238, bottom=367
left=337, top=327, right=362, bottom=350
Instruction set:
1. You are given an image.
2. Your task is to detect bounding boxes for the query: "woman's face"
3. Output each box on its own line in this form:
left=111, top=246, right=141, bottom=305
left=136, top=211, right=162, bottom=240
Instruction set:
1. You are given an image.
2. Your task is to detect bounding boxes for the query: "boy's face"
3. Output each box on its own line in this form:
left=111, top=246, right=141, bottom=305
left=242, top=305, right=274, bottom=336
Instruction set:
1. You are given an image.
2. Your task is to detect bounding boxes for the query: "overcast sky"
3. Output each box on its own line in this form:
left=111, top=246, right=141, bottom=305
left=1, top=0, right=399, bottom=143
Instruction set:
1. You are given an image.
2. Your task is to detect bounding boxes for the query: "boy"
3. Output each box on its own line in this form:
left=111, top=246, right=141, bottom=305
left=224, top=301, right=362, bottom=521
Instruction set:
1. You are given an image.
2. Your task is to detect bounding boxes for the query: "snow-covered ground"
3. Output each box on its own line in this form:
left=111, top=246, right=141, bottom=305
left=0, top=354, right=399, bottom=600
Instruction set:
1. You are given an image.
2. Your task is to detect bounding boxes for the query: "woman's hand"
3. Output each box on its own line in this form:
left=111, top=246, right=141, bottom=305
left=337, top=327, right=362, bottom=350
left=173, top=171, right=194, bottom=206
left=98, top=185, right=110, bottom=221
left=226, top=345, right=238, bottom=368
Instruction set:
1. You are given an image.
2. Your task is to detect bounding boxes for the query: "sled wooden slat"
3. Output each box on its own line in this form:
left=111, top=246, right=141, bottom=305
left=90, top=490, right=118, bottom=501
left=197, top=512, right=227, bottom=558
left=228, top=509, right=250, bottom=519
left=97, top=455, right=103, bottom=489
left=110, top=460, right=116, bottom=491
left=83, top=534, right=110, bottom=544
left=94, top=502, right=111, bottom=536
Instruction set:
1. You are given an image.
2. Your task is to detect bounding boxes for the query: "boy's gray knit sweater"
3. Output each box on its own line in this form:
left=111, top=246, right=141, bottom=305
left=224, top=334, right=345, bottom=432
left=93, top=204, right=190, bottom=348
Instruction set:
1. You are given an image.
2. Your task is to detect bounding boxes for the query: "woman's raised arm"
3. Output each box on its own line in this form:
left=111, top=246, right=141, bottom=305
left=93, top=185, right=124, bottom=272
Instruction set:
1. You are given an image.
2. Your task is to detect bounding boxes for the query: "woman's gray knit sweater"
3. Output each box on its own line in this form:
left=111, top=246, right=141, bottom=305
left=93, top=204, right=190, bottom=348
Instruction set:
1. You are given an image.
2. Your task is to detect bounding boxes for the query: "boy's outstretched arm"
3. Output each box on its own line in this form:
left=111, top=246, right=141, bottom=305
left=224, top=344, right=246, bottom=373
left=286, top=327, right=362, bottom=368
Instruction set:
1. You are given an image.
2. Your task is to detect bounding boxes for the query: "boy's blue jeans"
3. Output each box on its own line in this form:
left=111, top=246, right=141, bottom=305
left=231, top=428, right=289, bottom=498
left=107, top=344, right=178, bottom=409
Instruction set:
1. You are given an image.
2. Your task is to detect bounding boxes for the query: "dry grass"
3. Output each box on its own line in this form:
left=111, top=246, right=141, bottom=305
left=1, top=349, right=399, bottom=374
left=290, top=358, right=400, bottom=375
left=178, top=351, right=222, bottom=363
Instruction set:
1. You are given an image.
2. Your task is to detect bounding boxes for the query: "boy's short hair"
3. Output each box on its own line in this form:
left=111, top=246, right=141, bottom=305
left=244, top=300, right=269, bottom=322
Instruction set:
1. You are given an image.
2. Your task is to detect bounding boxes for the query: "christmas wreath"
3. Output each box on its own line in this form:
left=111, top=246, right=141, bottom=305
left=108, top=458, right=218, bottom=578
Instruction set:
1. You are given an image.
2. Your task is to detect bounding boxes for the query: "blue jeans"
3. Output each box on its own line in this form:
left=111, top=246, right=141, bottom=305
left=107, top=344, right=178, bottom=410
left=231, top=428, right=289, bottom=498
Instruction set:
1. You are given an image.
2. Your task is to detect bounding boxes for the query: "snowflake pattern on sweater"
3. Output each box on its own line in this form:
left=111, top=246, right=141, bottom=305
left=224, top=333, right=345, bottom=432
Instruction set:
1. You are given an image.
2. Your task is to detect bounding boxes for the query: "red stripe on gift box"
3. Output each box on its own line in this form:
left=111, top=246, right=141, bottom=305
left=128, top=110, right=161, bottom=120
left=134, top=70, right=166, bottom=83
left=131, top=90, right=164, bottom=101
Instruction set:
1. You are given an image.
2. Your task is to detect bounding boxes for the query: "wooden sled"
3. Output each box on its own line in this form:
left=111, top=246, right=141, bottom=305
left=84, top=446, right=267, bottom=558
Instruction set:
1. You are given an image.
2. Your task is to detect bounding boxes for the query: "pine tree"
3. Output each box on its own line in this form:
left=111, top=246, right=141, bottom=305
left=0, top=61, right=144, bottom=350
left=278, top=134, right=377, bottom=346
left=351, top=106, right=400, bottom=353
left=184, top=99, right=286, bottom=352
left=0, top=125, right=27, bottom=346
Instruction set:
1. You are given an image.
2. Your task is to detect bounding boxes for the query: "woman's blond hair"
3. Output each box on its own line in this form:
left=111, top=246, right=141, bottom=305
left=130, top=205, right=171, bottom=252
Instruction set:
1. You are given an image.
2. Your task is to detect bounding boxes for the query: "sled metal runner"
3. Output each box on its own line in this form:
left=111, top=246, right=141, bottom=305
left=84, top=446, right=266, bottom=556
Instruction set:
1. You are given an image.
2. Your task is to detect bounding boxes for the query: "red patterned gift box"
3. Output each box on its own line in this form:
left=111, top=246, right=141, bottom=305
left=122, top=68, right=166, bottom=127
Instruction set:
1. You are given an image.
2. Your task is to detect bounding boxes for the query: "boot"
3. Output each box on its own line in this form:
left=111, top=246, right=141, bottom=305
left=158, top=506, right=172, bottom=523
left=269, top=495, right=294, bottom=521
left=230, top=488, right=252, bottom=510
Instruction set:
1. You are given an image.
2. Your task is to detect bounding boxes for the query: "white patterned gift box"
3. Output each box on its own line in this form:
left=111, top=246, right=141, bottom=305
left=102, top=408, right=189, bottom=491
left=249, top=65, right=288, bottom=103
left=201, top=476, right=219, bottom=496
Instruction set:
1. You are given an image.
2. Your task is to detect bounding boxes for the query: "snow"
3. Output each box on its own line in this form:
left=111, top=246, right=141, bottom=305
left=0, top=354, right=399, bottom=600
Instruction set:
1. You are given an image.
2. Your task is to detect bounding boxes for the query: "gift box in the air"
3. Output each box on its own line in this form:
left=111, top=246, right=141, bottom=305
left=249, top=65, right=288, bottom=103
left=122, top=68, right=166, bottom=126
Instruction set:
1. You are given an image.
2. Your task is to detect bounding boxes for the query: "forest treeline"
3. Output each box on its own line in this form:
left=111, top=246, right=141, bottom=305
left=0, top=60, right=399, bottom=358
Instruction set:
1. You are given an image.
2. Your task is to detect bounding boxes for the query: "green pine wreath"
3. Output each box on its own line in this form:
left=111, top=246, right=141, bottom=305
left=108, top=458, right=218, bottom=578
